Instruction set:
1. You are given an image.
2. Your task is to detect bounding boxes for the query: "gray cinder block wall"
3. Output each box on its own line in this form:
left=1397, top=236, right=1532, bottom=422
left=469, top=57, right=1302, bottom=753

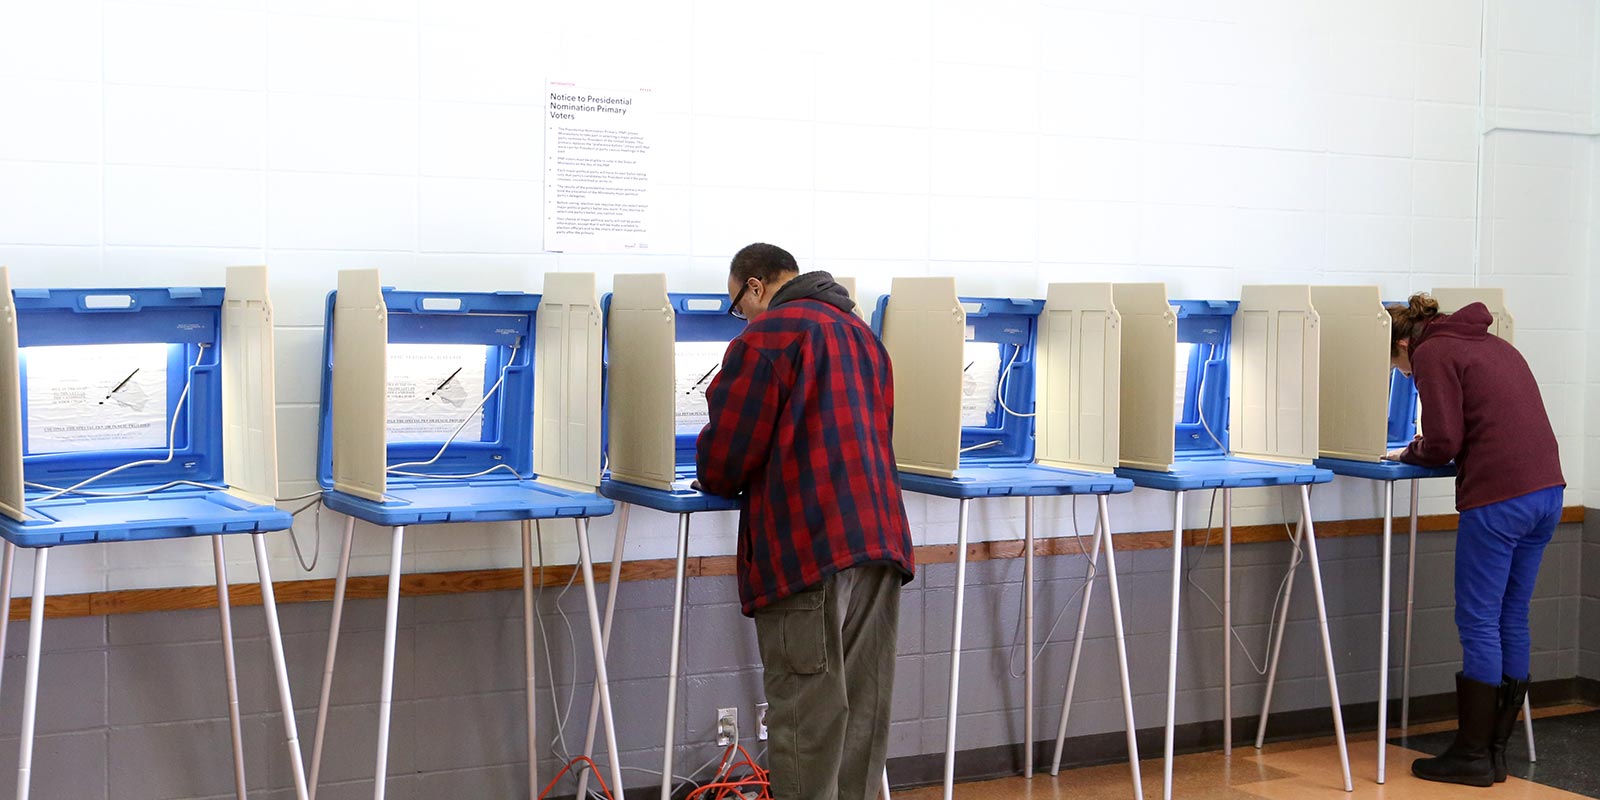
left=0, top=522, right=1584, bottom=800
left=1582, top=512, right=1600, bottom=681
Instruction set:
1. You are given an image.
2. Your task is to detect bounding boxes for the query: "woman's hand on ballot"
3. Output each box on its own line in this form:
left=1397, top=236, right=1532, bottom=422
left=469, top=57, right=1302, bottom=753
left=1383, top=434, right=1422, bottom=461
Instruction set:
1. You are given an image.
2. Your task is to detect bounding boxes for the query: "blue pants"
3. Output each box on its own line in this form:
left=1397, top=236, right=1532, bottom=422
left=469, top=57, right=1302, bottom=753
left=1455, top=485, right=1563, bottom=685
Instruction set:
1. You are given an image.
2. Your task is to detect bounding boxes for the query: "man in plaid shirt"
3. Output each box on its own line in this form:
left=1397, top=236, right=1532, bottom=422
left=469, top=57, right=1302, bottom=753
left=696, top=242, right=915, bottom=800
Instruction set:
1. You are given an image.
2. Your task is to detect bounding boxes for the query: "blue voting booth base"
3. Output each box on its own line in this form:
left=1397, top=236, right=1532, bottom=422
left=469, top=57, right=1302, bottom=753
left=1314, top=458, right=1454, bottom=482
left=321, top=481, right=613, bottom=527
left=1, top=491, right=291, bottom=547
left=1120, top=458, right=1335, bottom=491
left=599, top=478, right=740, bottom=514
left=899, top=464, right=1131, bottom=498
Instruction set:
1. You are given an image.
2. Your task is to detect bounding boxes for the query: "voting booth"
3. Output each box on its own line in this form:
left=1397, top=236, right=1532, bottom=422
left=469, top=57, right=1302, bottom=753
left=309, top=270, right=619, bottom=800
left=1112, top=284, right=1349, bottom=800
left=1035, top=284, right=1145, bottom=791
left=598, top=275, right=743, bottom=800
left=1297, top=285, right=1533, bottom=783
left=875, top=278, right=1141, bottom=800
left=0, top=266, right=308, bottom=800
left=604, top=276, right=746, bottom=493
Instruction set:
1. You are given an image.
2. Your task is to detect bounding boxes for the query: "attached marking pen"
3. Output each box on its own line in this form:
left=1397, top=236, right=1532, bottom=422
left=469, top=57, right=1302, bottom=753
left=425, top=367, right=463, bottom=401
left=687, top=363, right=719, bottom=394
left=98, top=369, right=139, bottom=405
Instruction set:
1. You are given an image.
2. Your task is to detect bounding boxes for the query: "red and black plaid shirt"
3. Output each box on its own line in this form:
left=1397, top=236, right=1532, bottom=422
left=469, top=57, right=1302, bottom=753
left=696, top=297, right=915, bottom=616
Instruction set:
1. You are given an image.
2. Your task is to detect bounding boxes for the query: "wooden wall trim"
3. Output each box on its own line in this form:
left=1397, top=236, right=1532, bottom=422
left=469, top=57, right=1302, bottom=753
left=7, top=506, right=1585, bottom=622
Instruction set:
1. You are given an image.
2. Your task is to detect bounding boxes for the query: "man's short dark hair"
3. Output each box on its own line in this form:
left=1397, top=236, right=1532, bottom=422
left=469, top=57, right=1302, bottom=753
left=730, top=242, right=799, bottom=284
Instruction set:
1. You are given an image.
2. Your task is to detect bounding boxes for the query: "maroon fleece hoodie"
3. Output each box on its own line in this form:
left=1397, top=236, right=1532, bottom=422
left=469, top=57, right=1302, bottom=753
left=1399, top=302, right=1564, bottom=510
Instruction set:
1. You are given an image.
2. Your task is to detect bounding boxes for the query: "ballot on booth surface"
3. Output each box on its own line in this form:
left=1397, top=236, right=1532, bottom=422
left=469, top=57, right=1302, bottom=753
left=674, top=340, right=727, bottom=435
left=22, top=343, right=171, bottom=454
left=385, top=344, right=490, bottom=444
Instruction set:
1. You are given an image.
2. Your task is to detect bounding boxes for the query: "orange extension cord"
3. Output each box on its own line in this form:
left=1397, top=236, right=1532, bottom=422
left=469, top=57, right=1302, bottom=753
left=538, top=745, right=773, bottom=800
left=686, top=744, right=772, bottom=800
left=538, top=756, right=615, bottom=800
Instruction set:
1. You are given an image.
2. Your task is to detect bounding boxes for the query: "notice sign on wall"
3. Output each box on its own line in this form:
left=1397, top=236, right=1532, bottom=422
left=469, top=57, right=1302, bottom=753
left=543, top=81, right=656, bottom=253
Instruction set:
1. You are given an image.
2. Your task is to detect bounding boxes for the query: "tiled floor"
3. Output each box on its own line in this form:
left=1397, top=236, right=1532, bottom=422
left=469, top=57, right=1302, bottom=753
left=898, top=705, right=1599, bottom=800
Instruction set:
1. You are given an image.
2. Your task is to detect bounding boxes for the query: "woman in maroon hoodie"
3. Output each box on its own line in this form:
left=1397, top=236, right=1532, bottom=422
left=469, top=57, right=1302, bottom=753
left=1383, top=294, right=1564, bottom=787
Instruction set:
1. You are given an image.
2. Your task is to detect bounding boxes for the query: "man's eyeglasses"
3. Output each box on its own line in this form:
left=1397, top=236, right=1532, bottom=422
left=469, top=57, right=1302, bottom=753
left=729, top=282, right=752, bottom=320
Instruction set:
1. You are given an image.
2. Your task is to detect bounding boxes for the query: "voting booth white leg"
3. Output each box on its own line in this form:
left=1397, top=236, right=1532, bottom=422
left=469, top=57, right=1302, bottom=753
left=1023, top=496, right=1035, bottom=778
left=1401, top=480, right=1418, bottom=732
left=1161, top=491, right=1184, bottom=800
left=1525, top=696, right=1538, bottom=762
left=1222, top=488, right=1233, bottom=756
left=940, top=498, right=972, bottom=800
left=372, top=525, right=406, bottom=800
left=881, top=768, right=892, bottom=800
left=1299, top=487, right=1353, bottom=793
left=0, top=543, right=16, bottom=717
left=576, top=518, right=627, bottom=798
left=1099, top=495, right=1144, bottom=800
left=1378, top=484, right=1394, bottom=784
left=310, top=515, right=357, bottom=800
left=522, top=521, right=538, bottom=800
left=579, top=504, right=631, bottom=800
left=1254, top=514, right=1306, bottom=749
left=1049, top=510, right=1104, bottom=776
left=212, top=536, right=248, bottom=800
left=15, top=547, right=47, bottom=800
left=660, top=512, right=691, bottom=800
left=254, top=532, right=310, bottom=800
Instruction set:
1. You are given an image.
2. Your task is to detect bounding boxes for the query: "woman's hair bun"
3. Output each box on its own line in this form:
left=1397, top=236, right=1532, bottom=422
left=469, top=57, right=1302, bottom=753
left=1406, top=293, right=1440, bottom=318
left=1386, top=292, right=1440, bottom=354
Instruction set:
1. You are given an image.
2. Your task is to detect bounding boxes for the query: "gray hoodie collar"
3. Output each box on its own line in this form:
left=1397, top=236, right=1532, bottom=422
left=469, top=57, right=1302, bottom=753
left=767, top=271, right=855, bottom=314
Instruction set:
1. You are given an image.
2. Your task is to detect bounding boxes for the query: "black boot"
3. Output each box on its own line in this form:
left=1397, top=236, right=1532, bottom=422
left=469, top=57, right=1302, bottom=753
left=1412, top=673, right=1498, bottom=787
left=1490, top=675, right=1531, bottom=783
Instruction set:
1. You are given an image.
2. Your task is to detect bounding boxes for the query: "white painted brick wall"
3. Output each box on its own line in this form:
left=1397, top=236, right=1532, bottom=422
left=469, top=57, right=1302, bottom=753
left=0, top=0, right=1591, bottom=593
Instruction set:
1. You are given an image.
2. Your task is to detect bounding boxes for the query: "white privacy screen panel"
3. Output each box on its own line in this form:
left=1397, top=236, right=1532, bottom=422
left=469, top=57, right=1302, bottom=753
left=221, top=265, right=280, bottom=505
left=1432, top=287, right=1514, bottom=344
left=0, top=267, right=23, bottom=522
left=1311, top=285, right=1389, bottom=462
left=835, top=275, right=868, bottom=322
left=534, top=272, right=604, bottom=491
left=332, top=269, right=389, bottom=502
left=1035, top=283, right=1120, bottom=473
left=881, top=277, right=964, bottom=478
left=606, top=273, right=677, bottom=490
left=1113, top=283, right=1177, bottom=471
left=1230, top=285, right=1320, bottom=464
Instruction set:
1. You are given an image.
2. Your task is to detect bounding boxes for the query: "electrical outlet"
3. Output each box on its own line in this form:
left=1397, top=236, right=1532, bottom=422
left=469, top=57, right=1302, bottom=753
left=716, top=707, right=738, bottom=746
left=756, top=703, right=769, bottom=741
